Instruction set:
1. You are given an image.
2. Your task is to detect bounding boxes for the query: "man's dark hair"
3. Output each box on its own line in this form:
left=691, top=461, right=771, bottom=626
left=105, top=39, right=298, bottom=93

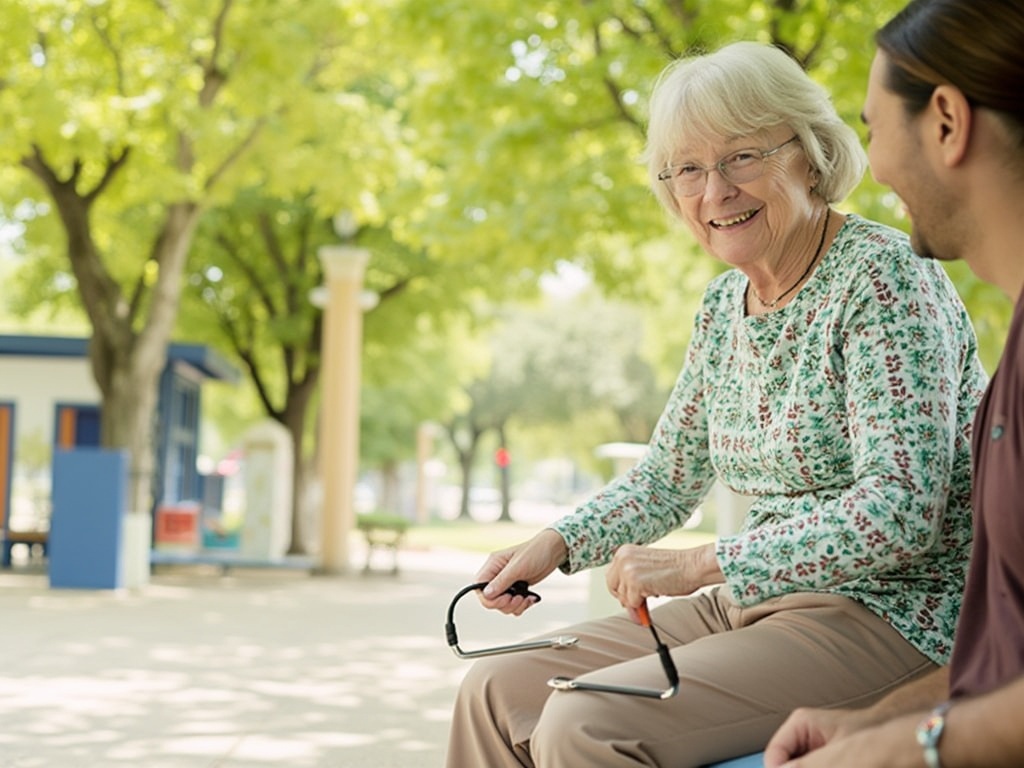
left=876, top=0, right=1024, bottom=147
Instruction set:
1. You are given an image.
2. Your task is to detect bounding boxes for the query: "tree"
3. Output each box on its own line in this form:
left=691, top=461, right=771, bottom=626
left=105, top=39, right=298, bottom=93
left=359, top=306, right=466, bottom=519
left=397, top=0, right=907, bottom=286
left=0, top=0, right=406, bottom=518
left=443, top=293, right=670, bottom=521
left=181, top=195, right=458, bottom=552
left=181, top=194, right=327, bottom=553
left=400, top=0, right=1013, bottom=358
left=410, top=0, right=1009, bottom=511
left=4, top=0, right=1008, bottom=546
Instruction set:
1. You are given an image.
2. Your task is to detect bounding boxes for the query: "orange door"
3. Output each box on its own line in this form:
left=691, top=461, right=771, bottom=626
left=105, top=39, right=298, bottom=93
left=0, top=404, right=13, bottom=566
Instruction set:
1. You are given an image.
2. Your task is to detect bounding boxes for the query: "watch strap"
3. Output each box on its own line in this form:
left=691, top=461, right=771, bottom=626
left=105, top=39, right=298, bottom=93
left=916, top=701, right=953, bottom=768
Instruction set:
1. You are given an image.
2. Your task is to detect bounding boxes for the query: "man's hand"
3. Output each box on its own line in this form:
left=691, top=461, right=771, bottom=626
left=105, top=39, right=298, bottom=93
left=766, top=667, right=949, bottom=766
left=768, top=713, right=924, bottom=768
left=764, top=707, right=870, bottom=767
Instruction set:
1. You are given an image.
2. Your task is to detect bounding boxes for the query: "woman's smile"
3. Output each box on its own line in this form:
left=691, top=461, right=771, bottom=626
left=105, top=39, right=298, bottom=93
left=710, top=207, right=762, bottom=229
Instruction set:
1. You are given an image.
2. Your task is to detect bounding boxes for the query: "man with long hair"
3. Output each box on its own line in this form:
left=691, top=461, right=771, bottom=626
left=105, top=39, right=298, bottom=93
left=766, top=1, right=1024, bottom=765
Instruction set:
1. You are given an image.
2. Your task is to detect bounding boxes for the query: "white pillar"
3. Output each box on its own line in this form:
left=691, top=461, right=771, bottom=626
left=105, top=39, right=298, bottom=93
left=414, top=422, right=435, bottom=525
left=316, top=245, right=369, bottom=574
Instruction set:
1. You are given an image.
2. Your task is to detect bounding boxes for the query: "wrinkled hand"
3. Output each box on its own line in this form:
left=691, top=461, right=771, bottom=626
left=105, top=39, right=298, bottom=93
left=473, top=529, right=568, bottom=616
left=764, top=707, right=869, bottom=768
left=605, top=543, right=723, bottom=619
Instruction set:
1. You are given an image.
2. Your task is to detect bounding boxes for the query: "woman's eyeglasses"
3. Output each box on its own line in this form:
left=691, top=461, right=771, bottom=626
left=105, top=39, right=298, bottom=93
left=657, top=135, right=800, bottom=197
left=445, top=581, right=679, bottom=699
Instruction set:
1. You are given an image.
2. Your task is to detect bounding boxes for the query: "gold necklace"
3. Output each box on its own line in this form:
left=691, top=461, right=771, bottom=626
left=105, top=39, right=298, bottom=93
left=752, top=208, right=831, bottom=310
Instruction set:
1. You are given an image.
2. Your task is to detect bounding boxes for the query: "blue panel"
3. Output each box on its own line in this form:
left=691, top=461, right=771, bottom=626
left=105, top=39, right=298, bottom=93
left=49, top=449, right=127, bottom=589
left=0, top=335, right=240, bottom=383
left=53, top=403, right=101, bottom=449
left=75, top=408, right=101, bottom=447
left=706, top=753, right=764, bottom=768
left=0, top=335, right=89, bottom=358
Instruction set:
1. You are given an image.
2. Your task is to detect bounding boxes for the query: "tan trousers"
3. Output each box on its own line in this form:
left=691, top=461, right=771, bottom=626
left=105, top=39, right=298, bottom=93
left=445, top=588, right=936, bottom=768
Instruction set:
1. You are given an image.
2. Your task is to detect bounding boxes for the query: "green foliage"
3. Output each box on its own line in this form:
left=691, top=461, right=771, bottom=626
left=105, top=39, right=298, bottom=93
left=395, top=0, right=905, bottom=286
left=0, top=0, right=416, bottom=310
left=181, top=192, right=327, bottom=409
left=360, top=336, right=463, bottom=465
left=446, top=291, right=670, bottom=478
left=0, top=0, right=1010, bottom=494
left=179, top=190, right=472, bottom=467
left=395, top=0, right=1007, bottom=376
left=942, top=261, right=1013, bottom=374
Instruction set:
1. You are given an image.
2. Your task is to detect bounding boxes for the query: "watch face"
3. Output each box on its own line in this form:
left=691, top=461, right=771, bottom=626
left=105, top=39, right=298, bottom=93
left=917, top=704, right=950, bottom=747
left=920, top=714, right=942, bottom=741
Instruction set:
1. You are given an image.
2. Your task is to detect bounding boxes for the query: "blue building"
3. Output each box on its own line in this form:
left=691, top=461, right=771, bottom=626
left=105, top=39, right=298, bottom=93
left=0, top=334, right=239, bottom=565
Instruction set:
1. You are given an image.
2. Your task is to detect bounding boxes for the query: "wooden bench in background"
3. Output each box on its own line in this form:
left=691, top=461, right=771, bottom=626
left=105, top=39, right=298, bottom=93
left=2, top=530, right=49, bottom=567
left=356, top=513, right=410, bottom=575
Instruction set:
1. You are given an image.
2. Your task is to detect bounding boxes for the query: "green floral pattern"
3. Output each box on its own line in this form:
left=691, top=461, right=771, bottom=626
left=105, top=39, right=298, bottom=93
left=551, top=215, right=986, bottom=664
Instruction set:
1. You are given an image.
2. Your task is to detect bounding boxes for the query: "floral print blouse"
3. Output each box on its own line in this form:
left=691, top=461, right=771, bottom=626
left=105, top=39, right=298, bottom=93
left=551, top=215, right=987, bottom=664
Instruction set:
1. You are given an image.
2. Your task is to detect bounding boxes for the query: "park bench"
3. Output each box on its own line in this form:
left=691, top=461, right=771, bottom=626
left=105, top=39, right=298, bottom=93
left=356, top=512, right=409, bottom=575
left=1, top=530, right=49, bottom=567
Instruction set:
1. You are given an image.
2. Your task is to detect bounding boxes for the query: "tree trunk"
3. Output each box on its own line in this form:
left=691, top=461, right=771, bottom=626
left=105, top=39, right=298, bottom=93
left=24, top=149, right=201, bottom=518
left=495, top=424, right=512, bottom=523
left=447, top=420, right=483, bottom=521
left=379, top=460, right=400, bottom=515
left=281, top=397, right=312, bottom=555
left=92, top=204, right=200, bottom=514
left=89, top=336, right=164, bottom=515
left=458, top=444, right=475, bottom=520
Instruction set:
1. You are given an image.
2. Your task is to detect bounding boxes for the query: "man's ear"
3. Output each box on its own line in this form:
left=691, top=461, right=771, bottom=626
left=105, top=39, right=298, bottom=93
left=930, top=84, right=972, bottom=166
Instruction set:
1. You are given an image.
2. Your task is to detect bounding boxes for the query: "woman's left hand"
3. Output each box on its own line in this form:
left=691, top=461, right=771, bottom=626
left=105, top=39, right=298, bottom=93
left=605, top=543, right=725, bottom=619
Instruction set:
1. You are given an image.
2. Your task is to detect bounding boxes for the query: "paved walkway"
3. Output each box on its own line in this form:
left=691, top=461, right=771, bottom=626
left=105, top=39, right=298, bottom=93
left=0, top=548, right=591, bottom=768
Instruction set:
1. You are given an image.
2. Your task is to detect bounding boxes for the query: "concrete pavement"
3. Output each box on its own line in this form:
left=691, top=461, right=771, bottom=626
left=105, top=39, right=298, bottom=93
left=0, top=547, right=591, bottom=768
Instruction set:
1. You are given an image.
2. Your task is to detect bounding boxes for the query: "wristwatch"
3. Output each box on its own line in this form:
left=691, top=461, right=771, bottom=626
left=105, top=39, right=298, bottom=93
left=916, top=701, right=953, bottom=768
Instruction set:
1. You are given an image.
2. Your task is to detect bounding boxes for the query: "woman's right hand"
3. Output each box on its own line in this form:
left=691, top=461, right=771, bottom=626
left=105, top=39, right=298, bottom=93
left=474, top=529, right=569, bottom=616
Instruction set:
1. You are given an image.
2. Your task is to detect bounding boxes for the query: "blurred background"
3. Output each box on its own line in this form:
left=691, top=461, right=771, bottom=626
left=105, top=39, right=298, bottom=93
left=0, top=0, right=1010, bottom=568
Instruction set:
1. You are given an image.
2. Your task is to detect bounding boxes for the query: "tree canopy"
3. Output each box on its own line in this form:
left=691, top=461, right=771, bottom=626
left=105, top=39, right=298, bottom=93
left=0, top=0, right=1011, bottom=531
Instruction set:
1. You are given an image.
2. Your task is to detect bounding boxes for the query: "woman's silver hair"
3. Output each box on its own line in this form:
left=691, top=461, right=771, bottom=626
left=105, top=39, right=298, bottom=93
left=644, top=41, right=866, bottom=216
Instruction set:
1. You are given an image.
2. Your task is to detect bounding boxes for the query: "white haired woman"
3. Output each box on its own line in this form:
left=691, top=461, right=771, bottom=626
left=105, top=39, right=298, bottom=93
left=445, top=41, right=986, bottom=768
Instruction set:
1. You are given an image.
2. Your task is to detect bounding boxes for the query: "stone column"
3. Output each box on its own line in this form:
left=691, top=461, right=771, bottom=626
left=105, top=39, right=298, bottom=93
left=414, top=422, right=436, bottom=525
left=316, top=245, right=369, bottom=574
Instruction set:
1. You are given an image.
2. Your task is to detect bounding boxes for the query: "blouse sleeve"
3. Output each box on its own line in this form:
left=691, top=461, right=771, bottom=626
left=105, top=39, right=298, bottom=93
left=549, top=298, right=720, bottom=574
left=716, top=255, right=983, bottom=604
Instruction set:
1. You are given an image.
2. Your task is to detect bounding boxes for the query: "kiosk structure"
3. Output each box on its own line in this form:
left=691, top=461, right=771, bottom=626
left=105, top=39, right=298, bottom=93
left=0, top=334, right=238, bottom=578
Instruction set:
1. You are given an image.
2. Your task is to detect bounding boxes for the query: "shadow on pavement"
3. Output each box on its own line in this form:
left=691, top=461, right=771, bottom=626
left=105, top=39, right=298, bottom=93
left=0, top=549, right=589, bottom=767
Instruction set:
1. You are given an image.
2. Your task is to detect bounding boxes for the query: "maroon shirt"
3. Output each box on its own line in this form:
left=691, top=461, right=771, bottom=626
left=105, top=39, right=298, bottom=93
left=950, top=291, right=1024, bottom=699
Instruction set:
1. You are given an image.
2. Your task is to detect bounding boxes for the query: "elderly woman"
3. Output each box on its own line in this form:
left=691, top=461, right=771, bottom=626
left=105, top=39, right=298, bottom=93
left=445, top=42, right=986, bottom=768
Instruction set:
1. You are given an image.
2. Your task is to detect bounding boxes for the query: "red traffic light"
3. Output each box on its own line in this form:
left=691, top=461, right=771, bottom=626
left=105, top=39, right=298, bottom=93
left=494, top=447, right=510, bottom=468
